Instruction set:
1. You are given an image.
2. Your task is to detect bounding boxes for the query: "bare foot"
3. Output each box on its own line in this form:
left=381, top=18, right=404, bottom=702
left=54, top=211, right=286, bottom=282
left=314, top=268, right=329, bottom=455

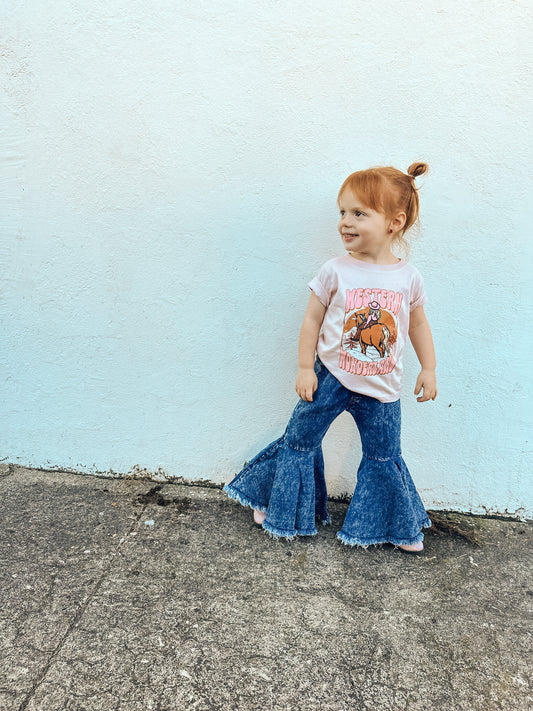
left=253, top=509, right=266, bottom=525
left=397, top=542, right=423, bottom=553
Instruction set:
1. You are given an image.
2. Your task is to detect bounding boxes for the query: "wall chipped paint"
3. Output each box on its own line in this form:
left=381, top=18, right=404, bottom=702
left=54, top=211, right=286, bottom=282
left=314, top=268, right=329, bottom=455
left=1, top=1, right=531, bottom=517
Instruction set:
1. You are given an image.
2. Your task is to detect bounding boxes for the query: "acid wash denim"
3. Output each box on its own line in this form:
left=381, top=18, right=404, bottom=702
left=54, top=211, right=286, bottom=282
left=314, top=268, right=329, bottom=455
left=224, top=358, right=432, bottom=547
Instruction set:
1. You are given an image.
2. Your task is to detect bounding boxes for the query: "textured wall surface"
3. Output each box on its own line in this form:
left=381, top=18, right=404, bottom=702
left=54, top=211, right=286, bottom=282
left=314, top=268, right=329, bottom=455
left=1, top=1, right=531, bottom=516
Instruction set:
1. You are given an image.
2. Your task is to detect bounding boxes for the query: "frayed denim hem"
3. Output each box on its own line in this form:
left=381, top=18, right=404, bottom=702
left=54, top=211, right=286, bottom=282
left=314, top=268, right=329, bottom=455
left=336, top=531, right=420, bottom=549
left=263, top=520, right=317, bottom=540
left=336, top=517, right=432, bottom=549
left=223, top=484, right=267, bottom=513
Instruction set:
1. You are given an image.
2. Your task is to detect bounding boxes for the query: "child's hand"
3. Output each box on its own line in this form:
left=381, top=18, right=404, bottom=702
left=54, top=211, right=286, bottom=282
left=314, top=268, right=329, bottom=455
left=414, top=369, right=437, bottom=402
left=296, top=368, right=318, bottom=402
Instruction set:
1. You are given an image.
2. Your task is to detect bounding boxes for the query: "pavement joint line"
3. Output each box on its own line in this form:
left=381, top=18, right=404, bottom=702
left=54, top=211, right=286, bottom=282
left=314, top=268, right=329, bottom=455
left=17, top=499, right=151, bottom=711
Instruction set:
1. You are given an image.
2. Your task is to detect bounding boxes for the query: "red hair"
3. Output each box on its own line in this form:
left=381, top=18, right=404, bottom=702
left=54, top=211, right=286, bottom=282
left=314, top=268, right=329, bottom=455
left=338, top=162, right=429, bottom=246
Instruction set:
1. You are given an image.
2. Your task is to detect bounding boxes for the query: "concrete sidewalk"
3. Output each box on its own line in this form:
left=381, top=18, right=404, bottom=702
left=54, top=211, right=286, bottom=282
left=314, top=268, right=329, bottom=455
left=1, top=464, right=531, bottom=711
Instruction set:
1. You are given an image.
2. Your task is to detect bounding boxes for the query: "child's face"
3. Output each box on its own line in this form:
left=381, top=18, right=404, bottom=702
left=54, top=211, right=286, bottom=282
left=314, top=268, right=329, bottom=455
left=337, top=189, right=393, bottom=262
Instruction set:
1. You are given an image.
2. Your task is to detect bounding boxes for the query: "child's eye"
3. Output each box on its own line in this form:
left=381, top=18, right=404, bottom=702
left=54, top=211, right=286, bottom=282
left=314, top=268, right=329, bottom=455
left=354, top=210, right=365, bottom=217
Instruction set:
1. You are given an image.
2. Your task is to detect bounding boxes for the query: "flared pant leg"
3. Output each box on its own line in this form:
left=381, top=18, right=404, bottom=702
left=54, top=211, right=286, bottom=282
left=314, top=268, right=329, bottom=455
left=224, top=360, right=431, bottom=546
left=337, top=394, right=432, bottom=547
left=224, top=359, right=351, bottom=538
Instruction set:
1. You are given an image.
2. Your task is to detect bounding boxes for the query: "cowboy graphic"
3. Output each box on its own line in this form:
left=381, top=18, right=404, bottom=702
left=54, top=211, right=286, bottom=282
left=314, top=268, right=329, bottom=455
left=354, top=301, right=381, bottom=340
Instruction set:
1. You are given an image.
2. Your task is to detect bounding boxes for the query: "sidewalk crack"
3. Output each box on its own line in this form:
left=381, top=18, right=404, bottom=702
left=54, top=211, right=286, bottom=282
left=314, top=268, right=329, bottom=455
left=18, top=502, right=149, bottom=711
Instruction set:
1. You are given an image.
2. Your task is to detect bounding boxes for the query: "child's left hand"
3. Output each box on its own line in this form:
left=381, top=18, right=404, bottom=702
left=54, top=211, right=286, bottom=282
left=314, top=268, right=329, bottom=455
left=414, top=369, right=437, bottom=402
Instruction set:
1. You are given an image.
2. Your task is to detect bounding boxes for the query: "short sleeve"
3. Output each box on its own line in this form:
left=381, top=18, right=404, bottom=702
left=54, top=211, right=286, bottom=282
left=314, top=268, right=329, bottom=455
left=308, top=261, right=338, bottom=308
left=409, top=267, right=428, bottom=311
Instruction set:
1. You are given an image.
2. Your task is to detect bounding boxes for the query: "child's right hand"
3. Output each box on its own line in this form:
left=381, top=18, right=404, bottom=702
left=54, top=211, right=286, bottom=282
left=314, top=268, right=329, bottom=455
left=295, top=368, right=318, bottom=402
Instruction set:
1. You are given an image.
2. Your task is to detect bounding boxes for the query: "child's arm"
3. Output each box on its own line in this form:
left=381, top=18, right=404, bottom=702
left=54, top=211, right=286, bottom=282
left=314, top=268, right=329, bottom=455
left=296, top=292, right=326, bottom=402
left=409, top=305, right=438, bottom=402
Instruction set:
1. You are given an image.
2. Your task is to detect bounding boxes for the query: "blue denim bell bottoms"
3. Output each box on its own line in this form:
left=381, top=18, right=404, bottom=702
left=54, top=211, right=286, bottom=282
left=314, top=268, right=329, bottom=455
left=224, top=358, right=432, bottom=547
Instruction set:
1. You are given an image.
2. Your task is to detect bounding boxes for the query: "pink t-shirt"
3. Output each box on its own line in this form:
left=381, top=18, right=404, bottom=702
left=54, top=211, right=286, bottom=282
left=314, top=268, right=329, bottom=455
left=308, top=254, right=427, bottom=402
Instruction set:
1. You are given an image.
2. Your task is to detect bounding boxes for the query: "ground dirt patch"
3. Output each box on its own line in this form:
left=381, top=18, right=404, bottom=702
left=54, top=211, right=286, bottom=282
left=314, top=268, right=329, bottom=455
left=427, top=510, right=485, bottom=545
left=134, top=485, right=193, bottom=513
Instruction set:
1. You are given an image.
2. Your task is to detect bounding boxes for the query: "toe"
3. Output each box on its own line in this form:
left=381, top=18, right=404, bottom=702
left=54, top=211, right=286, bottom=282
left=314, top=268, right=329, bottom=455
left=397, top=542, right=424, bottom=553
left=253, top=509, right=266, bottom=525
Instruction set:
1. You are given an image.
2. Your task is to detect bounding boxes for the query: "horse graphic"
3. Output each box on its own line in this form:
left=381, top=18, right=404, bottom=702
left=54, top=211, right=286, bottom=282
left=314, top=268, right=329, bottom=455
left=345, top=313, right=391, bottom=359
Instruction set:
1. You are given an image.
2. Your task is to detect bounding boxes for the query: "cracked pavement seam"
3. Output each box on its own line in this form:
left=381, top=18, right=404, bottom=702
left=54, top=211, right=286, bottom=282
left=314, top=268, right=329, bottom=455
left=17, top=503, right=150, bottom=711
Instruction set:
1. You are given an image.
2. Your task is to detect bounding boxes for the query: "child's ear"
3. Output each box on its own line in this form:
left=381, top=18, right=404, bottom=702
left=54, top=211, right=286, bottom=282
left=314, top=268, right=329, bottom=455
left=392, top=212, right=407, bottom=232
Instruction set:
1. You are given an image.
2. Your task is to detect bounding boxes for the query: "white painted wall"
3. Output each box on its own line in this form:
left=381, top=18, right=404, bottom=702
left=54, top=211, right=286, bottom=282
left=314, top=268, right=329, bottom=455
left=1, top=1, right=531, bottom=517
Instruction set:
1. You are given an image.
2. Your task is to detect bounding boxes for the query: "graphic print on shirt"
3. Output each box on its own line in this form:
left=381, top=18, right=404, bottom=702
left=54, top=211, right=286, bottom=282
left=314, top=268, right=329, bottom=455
left=339, top=287, right=403, bottom=376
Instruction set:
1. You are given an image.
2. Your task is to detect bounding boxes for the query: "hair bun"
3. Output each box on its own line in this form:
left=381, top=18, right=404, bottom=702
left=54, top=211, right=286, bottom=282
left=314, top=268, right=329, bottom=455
left=407, top=162, right=429, bottom=179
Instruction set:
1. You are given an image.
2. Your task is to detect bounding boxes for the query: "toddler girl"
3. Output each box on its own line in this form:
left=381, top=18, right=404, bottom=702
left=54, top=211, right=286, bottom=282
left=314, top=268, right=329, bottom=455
left=224, top=162, right=437, bottom=553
